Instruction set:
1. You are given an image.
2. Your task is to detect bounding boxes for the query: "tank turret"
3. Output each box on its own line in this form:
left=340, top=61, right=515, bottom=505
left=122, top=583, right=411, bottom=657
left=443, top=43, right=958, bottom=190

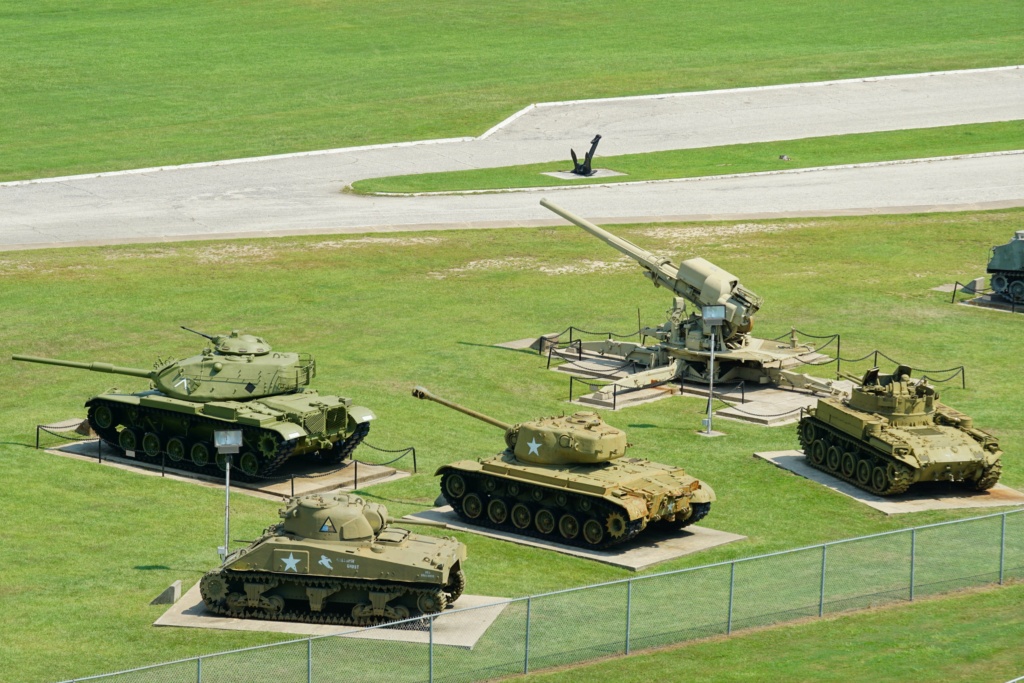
left=14, top=328, right=374, bottom=480
left=412, top=386, right=626, bottom=465
left=798, top=366, right=1002, bottom=495
left=200, top=492, right=467, bottom=626
left=412, top=386, right=714, bottom=549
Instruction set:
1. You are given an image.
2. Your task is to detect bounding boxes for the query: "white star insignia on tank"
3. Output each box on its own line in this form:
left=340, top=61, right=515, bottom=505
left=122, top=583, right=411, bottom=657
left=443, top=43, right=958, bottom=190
left=281, top=553, right=302, bottom=572
left=527, top=438, right=541, bottom=455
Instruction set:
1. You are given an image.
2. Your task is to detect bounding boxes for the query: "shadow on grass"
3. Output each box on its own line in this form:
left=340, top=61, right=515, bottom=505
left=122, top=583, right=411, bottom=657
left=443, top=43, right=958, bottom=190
left=134, top=565, right=171, bottom=571
left=0, top=441, right=38, bottom=449
left=456, top=340, right=543, bottom=356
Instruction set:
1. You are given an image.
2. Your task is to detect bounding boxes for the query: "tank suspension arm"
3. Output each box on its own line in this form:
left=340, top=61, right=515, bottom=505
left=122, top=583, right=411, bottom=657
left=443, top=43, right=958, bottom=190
left=180, top=326, right=215, bottom=340
left=11, top=355, right=154, bottom=379
left=411, top=386, right=513, bottom=431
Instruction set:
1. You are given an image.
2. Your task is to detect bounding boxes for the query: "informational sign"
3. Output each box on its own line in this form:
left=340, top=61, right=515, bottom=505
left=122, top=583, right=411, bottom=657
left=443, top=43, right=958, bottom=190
left=213, top=429, right=243, bottom=454
left=702, top=304, right=727, bottom=325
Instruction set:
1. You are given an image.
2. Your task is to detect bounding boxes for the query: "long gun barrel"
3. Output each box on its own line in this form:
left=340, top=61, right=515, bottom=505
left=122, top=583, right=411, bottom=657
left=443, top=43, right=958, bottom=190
left=12, top=355, right=154, bottom=379
left=412, top=386, right=513, bottom=431
left=180, top=326, right=215, bottom=341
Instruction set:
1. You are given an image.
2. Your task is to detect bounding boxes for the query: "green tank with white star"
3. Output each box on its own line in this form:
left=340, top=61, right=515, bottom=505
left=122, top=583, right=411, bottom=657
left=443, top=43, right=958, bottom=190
left=12, top=327, right=374, bottom=480
left=412, top=386, right=715, bottom=549
left=200, top=492, right=467, bottom=626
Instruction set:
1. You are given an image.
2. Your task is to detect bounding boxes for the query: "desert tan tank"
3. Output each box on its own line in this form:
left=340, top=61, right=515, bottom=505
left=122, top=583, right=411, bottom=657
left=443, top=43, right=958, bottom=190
left=200, top=492, right=467, bottom=626
left=798, top=366, right=1002, bottom=495
left=412, top=387, right=715, bottom=549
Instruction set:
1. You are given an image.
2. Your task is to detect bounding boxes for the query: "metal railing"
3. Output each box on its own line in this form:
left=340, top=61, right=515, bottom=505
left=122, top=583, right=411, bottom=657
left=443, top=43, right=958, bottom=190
left=63, top=508, right=1024, bottom=683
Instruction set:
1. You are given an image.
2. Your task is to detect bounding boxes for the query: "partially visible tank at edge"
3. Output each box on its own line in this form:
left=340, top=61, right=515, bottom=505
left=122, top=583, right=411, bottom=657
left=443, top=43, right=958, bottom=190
left=201, top=492, right=467, bottom=625
left=797, top=365, right=1001, bottom=496
left=13, top=328, right=375, bottom=479
left=987, top=230, right=1024, bottom=303
left=412, top=386, right=715, bottom=549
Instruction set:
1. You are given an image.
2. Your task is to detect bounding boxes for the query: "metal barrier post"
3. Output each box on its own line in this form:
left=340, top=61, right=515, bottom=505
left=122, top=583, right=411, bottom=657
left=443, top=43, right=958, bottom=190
left=909, top=529, right=916, bottom=601
left=98, top=438, right=102, bottom=463
left=1000, top=513, right=1007, bottom=585
left=569, top=378, right=574, bottom=403
left=873, top=350, right=879, bottom=367
left=950, top=282, right=960, bottom=304
left=291, top=474, right=295, bottom=498
left=412, top=448, right=418, bottom=473
left=524, top=597, right=532, bottom=674
left=353, top=459, right=359, bottom=490
left=961, top=367, right=966, bottom=390
left=625, top=579, right=632, bottom=654
left=307, top=638, right=312, bottom=683
left=429, top=616, right=435, bottom=683
left=35, top=425, right=40, bottom=449
left=161, top=452, right=166, bottom=478
left=727, top=562, right=735, bottom=634
left=819, top=545, right=827, bottom=617
left=197, top=657, right=202, bottom=683
left=836, top=336, right=842, bottom=376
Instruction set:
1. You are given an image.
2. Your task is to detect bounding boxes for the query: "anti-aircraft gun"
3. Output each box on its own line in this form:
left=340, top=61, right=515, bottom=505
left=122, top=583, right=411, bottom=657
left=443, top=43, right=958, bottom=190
left=412, top=386, right=715, bottom=549
left=540, top=199, right=837, bottom=394
left=13, top=328, right=375, bottom=479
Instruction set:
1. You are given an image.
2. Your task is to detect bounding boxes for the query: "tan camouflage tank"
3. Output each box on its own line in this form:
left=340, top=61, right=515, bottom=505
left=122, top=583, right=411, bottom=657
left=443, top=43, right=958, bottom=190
left=413, top=387, right=715, bottom=549
left=200, top=492, right=467, bottom=626
left=798, top=366, right=1002, bottom=495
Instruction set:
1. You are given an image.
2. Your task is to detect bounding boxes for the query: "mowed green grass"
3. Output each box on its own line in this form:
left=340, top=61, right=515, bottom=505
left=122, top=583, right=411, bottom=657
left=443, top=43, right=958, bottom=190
left=2, top=0, right=1023, bottom=181
left=1, top=209, right=1023, bottom=681
left=352, top=121, right=1024, bottom=194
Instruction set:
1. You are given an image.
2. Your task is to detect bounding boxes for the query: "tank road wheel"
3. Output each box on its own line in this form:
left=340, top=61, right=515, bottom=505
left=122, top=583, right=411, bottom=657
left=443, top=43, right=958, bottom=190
left=871, top=466, right=889, bottom=494
left=840, top=452, right=856, bottom=478
left=535, top=509, right=556, bottom=534
left=582, top=519, right=605, bottom=546
left=417, top=590, right=447, bottom=615
left=190, top=442, right=211, bottom=468
left=800, top=421, right=818, bottom=446
left=462, top=493, right=484, bottom=519
left=605, top=511, right=628, bottom=539
left=578, top=498, right=593, bottom=513
left=507, top=482, right=521, bottom=496
left=992, top=273, right=1009, bottom=294
left=142, top=432, right=161, bottom=459
left=238, top=452, right=260, bottom=478
left=92, top=404, right=115, bottom=430
left=824, top=445, right=841, bottom=472
left=119, top=429, right=139, bottom=453
left=554, top=492, right=569, bottom=507
left=558, top=514, right=580, bottom=540
left=855, top=459, right=872, bottom=487
left=530, top=487, right=545, bottom=503
left=511, top=503, right=532, bottom=530
left=445, top=474, right=467, bottom=499
left=215, top=452, right=229, bottom=472
left=808, top=440, right=827, bottom=466
left=487, top=499, right=509, bottom=525
left=166, top=437, right=186, bottom=463
left=1010, top=280, right=1024, bottom=303
left=483, top=478, right=498, bottom=493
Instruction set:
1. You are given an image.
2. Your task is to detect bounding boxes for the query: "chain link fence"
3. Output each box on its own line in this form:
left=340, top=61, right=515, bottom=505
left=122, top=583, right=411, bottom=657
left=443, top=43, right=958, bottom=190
left=64, top=509, right=1024, bottom=683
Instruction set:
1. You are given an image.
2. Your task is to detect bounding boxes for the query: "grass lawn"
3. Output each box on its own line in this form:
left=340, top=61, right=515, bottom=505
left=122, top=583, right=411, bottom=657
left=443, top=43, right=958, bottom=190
left=2, top=1, right=1023, bottom=182
left=1, top=208, right=1022, bottom=681
left=351, top=121, right=1024, bottom=194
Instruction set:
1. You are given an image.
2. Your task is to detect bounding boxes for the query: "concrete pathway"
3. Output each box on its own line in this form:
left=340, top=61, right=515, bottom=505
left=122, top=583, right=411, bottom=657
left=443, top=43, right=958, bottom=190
left=2, top=67, right=1022, bottom=250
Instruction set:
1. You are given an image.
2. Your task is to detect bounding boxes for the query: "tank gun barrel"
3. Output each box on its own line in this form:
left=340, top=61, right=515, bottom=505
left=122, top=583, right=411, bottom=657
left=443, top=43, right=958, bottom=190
left=12, top=354, right=154, bottom=379
left=180, top=326, right=215, bottom=341
left=412, top=386, right=513, bottom=431
left=389, top=516, right=449, bottom=529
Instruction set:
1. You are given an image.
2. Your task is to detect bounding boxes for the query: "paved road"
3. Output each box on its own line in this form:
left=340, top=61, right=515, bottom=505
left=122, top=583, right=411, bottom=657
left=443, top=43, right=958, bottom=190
left=2, top=67, right=1022, bottom=250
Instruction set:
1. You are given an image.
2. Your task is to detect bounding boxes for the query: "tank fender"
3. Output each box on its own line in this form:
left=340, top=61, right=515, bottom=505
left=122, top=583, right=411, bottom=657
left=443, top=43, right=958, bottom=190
left=86, top=394, right=141, bottom=407
left=435, top=461, right=484, bottom=477
left=689, top=482, right=716, bottom=504
left=620, top=496, right=649, bottom=521
left=348, top=406, right=376, bottom=424
left=262, top=422, right=308, bottom=441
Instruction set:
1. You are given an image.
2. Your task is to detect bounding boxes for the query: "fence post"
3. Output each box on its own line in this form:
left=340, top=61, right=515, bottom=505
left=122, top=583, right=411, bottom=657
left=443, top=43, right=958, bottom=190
left=307, top=637, right=312, bottom=683
left=625, top=579, right=632, bottom=655
left=960, top=367, right=966, bottom=390
left=197, top=656, right=202, bottom=683
left=35, top=425, right=40, bottom=449
left=727, top=561, right=735, bottom=635
left=836, top=335, right=842, bottom=376
left=819, top=544, right=827, bottom=618
left=909, top=529, right=916, bottom=601
left=524, top=597, right=532, bottom=674
left=429, top=615, right=435, bottom=683
left=569, top=378, right=574, bottom=403
left=873, top=350, right=879, bottom=367
left=1000, top=513, right=1007, bottom=585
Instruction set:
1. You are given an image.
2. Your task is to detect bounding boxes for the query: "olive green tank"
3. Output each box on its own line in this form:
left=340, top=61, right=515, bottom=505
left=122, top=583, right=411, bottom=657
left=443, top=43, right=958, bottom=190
left=200, top=492, right=467, bottom=626
left=987, top=230, right=1024, bottom=303
left=797, top=365, right=1002, bottom=495
left=13, top=328, right=375, bottom=480
left=412, top=387, right=715, bottom=549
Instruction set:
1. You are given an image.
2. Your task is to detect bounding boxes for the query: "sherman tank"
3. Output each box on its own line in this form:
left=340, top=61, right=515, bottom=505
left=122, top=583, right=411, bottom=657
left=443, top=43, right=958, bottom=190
left=412, top=386, right=715, bottom=549
left=987, top=230, right=1024, bottom=303
left=797, top=365, right=1001, bottom=496
left=200, top=492, right=467, bottom=626
left=13, top=328, right=375, bottom=479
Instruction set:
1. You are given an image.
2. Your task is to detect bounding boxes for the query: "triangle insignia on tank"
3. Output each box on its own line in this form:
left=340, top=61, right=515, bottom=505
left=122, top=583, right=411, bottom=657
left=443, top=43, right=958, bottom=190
left=320, top=518, right=336, bottom=533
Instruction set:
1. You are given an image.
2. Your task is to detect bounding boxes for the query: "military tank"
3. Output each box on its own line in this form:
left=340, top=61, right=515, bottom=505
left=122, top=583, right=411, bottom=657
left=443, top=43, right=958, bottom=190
left=13, top=328, right=375, bottom=479
left=797, top=365, right=1001, bottom=496
left=200, top=492, right=467, bottom=626
left=987, top=230, right=1024, bottom=303
left=412, top=386, right=715, bottom=549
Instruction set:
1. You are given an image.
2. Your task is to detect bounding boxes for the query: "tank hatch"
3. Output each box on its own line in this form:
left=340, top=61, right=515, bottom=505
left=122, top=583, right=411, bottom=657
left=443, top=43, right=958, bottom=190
left=279, top=493, right=387, bottom=541
left=513, top=411, right=629, bottom=465
left=212, top=330, right=272, bottom=356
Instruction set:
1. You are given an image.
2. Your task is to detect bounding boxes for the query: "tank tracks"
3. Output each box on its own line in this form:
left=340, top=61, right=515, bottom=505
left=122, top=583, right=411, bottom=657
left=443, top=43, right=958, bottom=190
left=322, top=421, right=371, bottom=465
left=989, top=270, right=1024, bottom=304
left=200, top=567, right=458, bottom=627
left=441, top=471, right=660, bottom=550
left=798, top=418, right=914, bottom=496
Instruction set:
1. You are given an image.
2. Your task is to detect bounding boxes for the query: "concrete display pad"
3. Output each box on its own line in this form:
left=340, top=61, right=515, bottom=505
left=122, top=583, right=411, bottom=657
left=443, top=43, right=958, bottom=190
left=754, top=450, right=1024, bottom=514
left=46, top=439, right=406, bottom=501
left=405, top=506, right=745, bottom=571
left=156, top=582, right=507, bottom=648
left=958, top=293, right=1024, bottom=314
left=541, top=169, right=627, bottom=180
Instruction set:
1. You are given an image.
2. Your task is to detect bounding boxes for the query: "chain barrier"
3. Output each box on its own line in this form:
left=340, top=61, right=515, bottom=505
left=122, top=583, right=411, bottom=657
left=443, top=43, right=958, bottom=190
left=35, top=422, right=95, bottom=449
left=951, top=280, right=1020, bottom=313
